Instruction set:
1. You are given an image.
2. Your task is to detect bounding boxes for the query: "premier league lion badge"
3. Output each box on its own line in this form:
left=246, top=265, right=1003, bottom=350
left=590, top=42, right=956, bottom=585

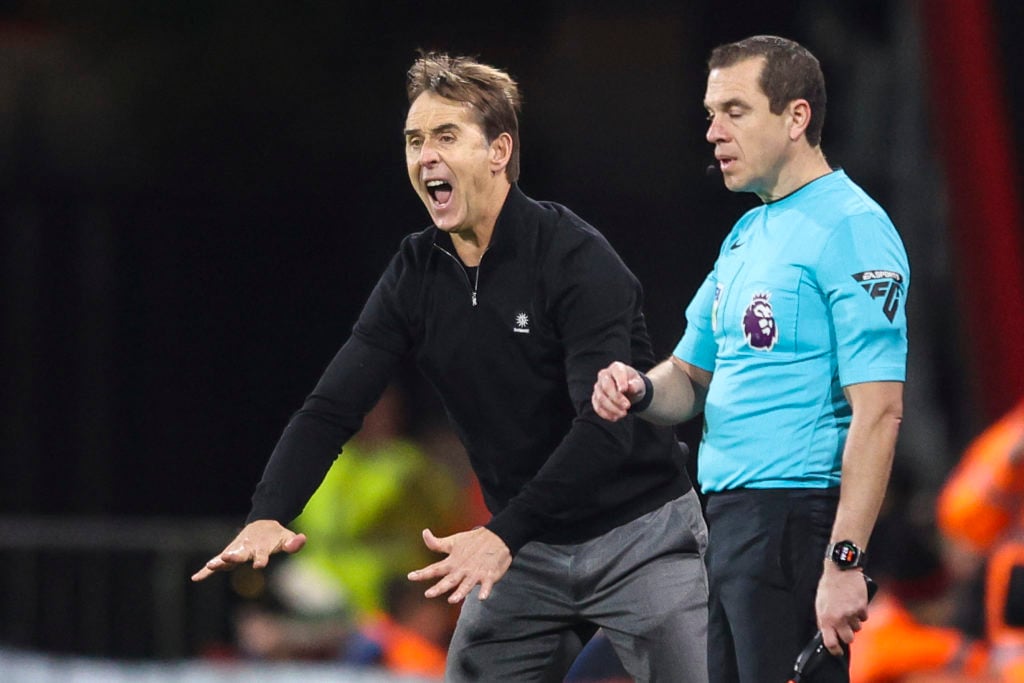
left=743, top=291, right=778, bottom=351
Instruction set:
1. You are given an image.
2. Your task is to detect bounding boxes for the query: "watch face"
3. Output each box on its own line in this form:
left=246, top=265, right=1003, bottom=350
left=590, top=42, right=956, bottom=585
left=830, top=541, right=863, bottom=568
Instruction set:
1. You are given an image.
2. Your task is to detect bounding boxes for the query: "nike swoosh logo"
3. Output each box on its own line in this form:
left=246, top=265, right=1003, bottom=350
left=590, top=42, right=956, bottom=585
left=730, top=241, right=744, bottom=250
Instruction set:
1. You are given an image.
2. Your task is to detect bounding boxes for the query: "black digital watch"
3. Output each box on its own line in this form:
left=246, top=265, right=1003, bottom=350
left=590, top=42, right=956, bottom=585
left=826, top=540, right=867, bottom=570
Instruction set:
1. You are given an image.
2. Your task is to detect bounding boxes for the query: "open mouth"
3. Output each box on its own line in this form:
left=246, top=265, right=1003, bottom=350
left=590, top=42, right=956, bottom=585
left=426, top=179, right=453, bottom=206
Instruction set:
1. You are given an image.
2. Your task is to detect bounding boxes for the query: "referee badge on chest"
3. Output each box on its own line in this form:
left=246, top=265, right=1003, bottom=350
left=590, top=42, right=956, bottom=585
left=742, top=291, right=778, bottom=351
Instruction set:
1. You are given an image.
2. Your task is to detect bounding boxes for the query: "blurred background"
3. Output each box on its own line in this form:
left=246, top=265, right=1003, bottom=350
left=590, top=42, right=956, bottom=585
left=2, top=0, right=1023, bottom=681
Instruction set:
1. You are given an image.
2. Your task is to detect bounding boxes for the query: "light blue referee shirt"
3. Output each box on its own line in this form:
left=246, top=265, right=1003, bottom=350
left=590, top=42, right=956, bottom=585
left=674, top=170, right=909, bottom=493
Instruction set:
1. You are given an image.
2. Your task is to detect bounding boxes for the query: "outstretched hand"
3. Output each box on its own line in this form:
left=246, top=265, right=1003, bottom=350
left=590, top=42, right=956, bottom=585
left=407, top=527, right=511, bottom=603
left=191, top=519, right=307, bottom=582
left=592, top=360, right=645, bottom=421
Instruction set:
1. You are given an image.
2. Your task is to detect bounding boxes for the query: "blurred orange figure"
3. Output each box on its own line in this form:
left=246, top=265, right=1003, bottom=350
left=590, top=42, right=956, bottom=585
left=852, top=398, right=1024, bottom=683
left=849, top=591, right=987, bottom=682
left=941, top=399, right=1024, bottom=682
left=938, top=400, right=1024, bottom=553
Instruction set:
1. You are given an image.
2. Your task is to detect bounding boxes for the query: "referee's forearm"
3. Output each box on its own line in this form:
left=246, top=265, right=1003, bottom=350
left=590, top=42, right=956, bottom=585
left=635, top=358, right=704, bottom=425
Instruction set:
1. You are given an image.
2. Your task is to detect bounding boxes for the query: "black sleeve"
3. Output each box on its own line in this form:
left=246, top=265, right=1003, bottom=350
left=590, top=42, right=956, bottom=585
left=485, top=235, right=648, bottom=552
left=247, top=242, right=419, bottom=525
left=246, top=335, right=404, bottom=525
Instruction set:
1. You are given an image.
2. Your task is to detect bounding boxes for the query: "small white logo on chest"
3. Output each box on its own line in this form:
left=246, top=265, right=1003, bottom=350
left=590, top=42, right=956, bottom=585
left=513, top=312, right=531, bottom=334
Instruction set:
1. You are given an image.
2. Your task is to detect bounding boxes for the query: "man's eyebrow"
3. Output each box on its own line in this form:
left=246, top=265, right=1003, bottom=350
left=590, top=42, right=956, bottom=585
left=705, top=97, right=752, bottom=111
left=403, top=123, right=461, bottom=138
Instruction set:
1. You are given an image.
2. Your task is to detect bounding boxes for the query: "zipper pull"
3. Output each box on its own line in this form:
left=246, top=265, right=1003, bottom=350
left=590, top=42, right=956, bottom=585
left=471, top=290, right=478, bottom=307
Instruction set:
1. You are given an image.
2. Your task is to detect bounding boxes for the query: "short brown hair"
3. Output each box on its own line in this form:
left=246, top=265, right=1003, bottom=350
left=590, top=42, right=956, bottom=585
left=407, top=52, right=522, bottom=182
left=708, top=35, right=827, bottom=147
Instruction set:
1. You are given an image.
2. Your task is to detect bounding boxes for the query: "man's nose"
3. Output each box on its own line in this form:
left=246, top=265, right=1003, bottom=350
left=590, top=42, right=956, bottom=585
left=418, top=141, right=441, bottom=166
left=706, top=117, right=726, bottom=144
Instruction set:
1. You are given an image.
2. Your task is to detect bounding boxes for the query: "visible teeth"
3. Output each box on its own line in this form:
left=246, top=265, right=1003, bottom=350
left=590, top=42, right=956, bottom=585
left=425, top=179, right=452, bottom=204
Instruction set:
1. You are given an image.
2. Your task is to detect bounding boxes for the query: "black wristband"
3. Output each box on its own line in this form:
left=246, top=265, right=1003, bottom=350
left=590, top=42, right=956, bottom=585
left=629, top=373, right=655, bottom=413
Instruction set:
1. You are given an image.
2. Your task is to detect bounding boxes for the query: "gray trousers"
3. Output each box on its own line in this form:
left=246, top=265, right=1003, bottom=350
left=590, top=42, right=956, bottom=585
left=446, top=489, right=709, bottom=682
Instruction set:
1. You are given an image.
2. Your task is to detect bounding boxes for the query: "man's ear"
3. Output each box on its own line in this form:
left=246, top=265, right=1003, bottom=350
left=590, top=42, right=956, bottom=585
left=787, top=99, right=812, bottom=142
left=489, top=132, right=513, bottom=174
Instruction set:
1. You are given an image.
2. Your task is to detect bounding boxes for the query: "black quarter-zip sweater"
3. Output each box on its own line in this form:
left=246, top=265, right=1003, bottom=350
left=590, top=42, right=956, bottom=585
left=248, top=185, right=692, bottom=555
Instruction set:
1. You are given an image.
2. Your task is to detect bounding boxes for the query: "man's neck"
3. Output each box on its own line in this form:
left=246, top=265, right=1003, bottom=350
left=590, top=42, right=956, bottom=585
left=759, top=147, right=832, bottom=203
left=451, top=230, right=490, bottom=267
left=450, top=181, right=511, bottom=266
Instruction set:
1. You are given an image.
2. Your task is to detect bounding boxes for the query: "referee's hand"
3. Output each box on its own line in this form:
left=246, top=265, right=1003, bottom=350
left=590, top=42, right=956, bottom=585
left=815, top=564, right=869, bottom=655
left=191, top=520, right=307, bottom=582
left=592, top=361, right=645, bottom=421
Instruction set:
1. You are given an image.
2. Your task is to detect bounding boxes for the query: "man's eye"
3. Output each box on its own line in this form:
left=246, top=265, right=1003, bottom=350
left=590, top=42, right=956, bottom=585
left=407, top=139, right=422, bottom=149
left=439, top=134, right=455, bottom=143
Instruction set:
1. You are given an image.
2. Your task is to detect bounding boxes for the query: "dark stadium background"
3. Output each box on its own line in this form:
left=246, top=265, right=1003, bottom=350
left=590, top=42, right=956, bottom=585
left=1, top=0, right=1022, bottom=661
